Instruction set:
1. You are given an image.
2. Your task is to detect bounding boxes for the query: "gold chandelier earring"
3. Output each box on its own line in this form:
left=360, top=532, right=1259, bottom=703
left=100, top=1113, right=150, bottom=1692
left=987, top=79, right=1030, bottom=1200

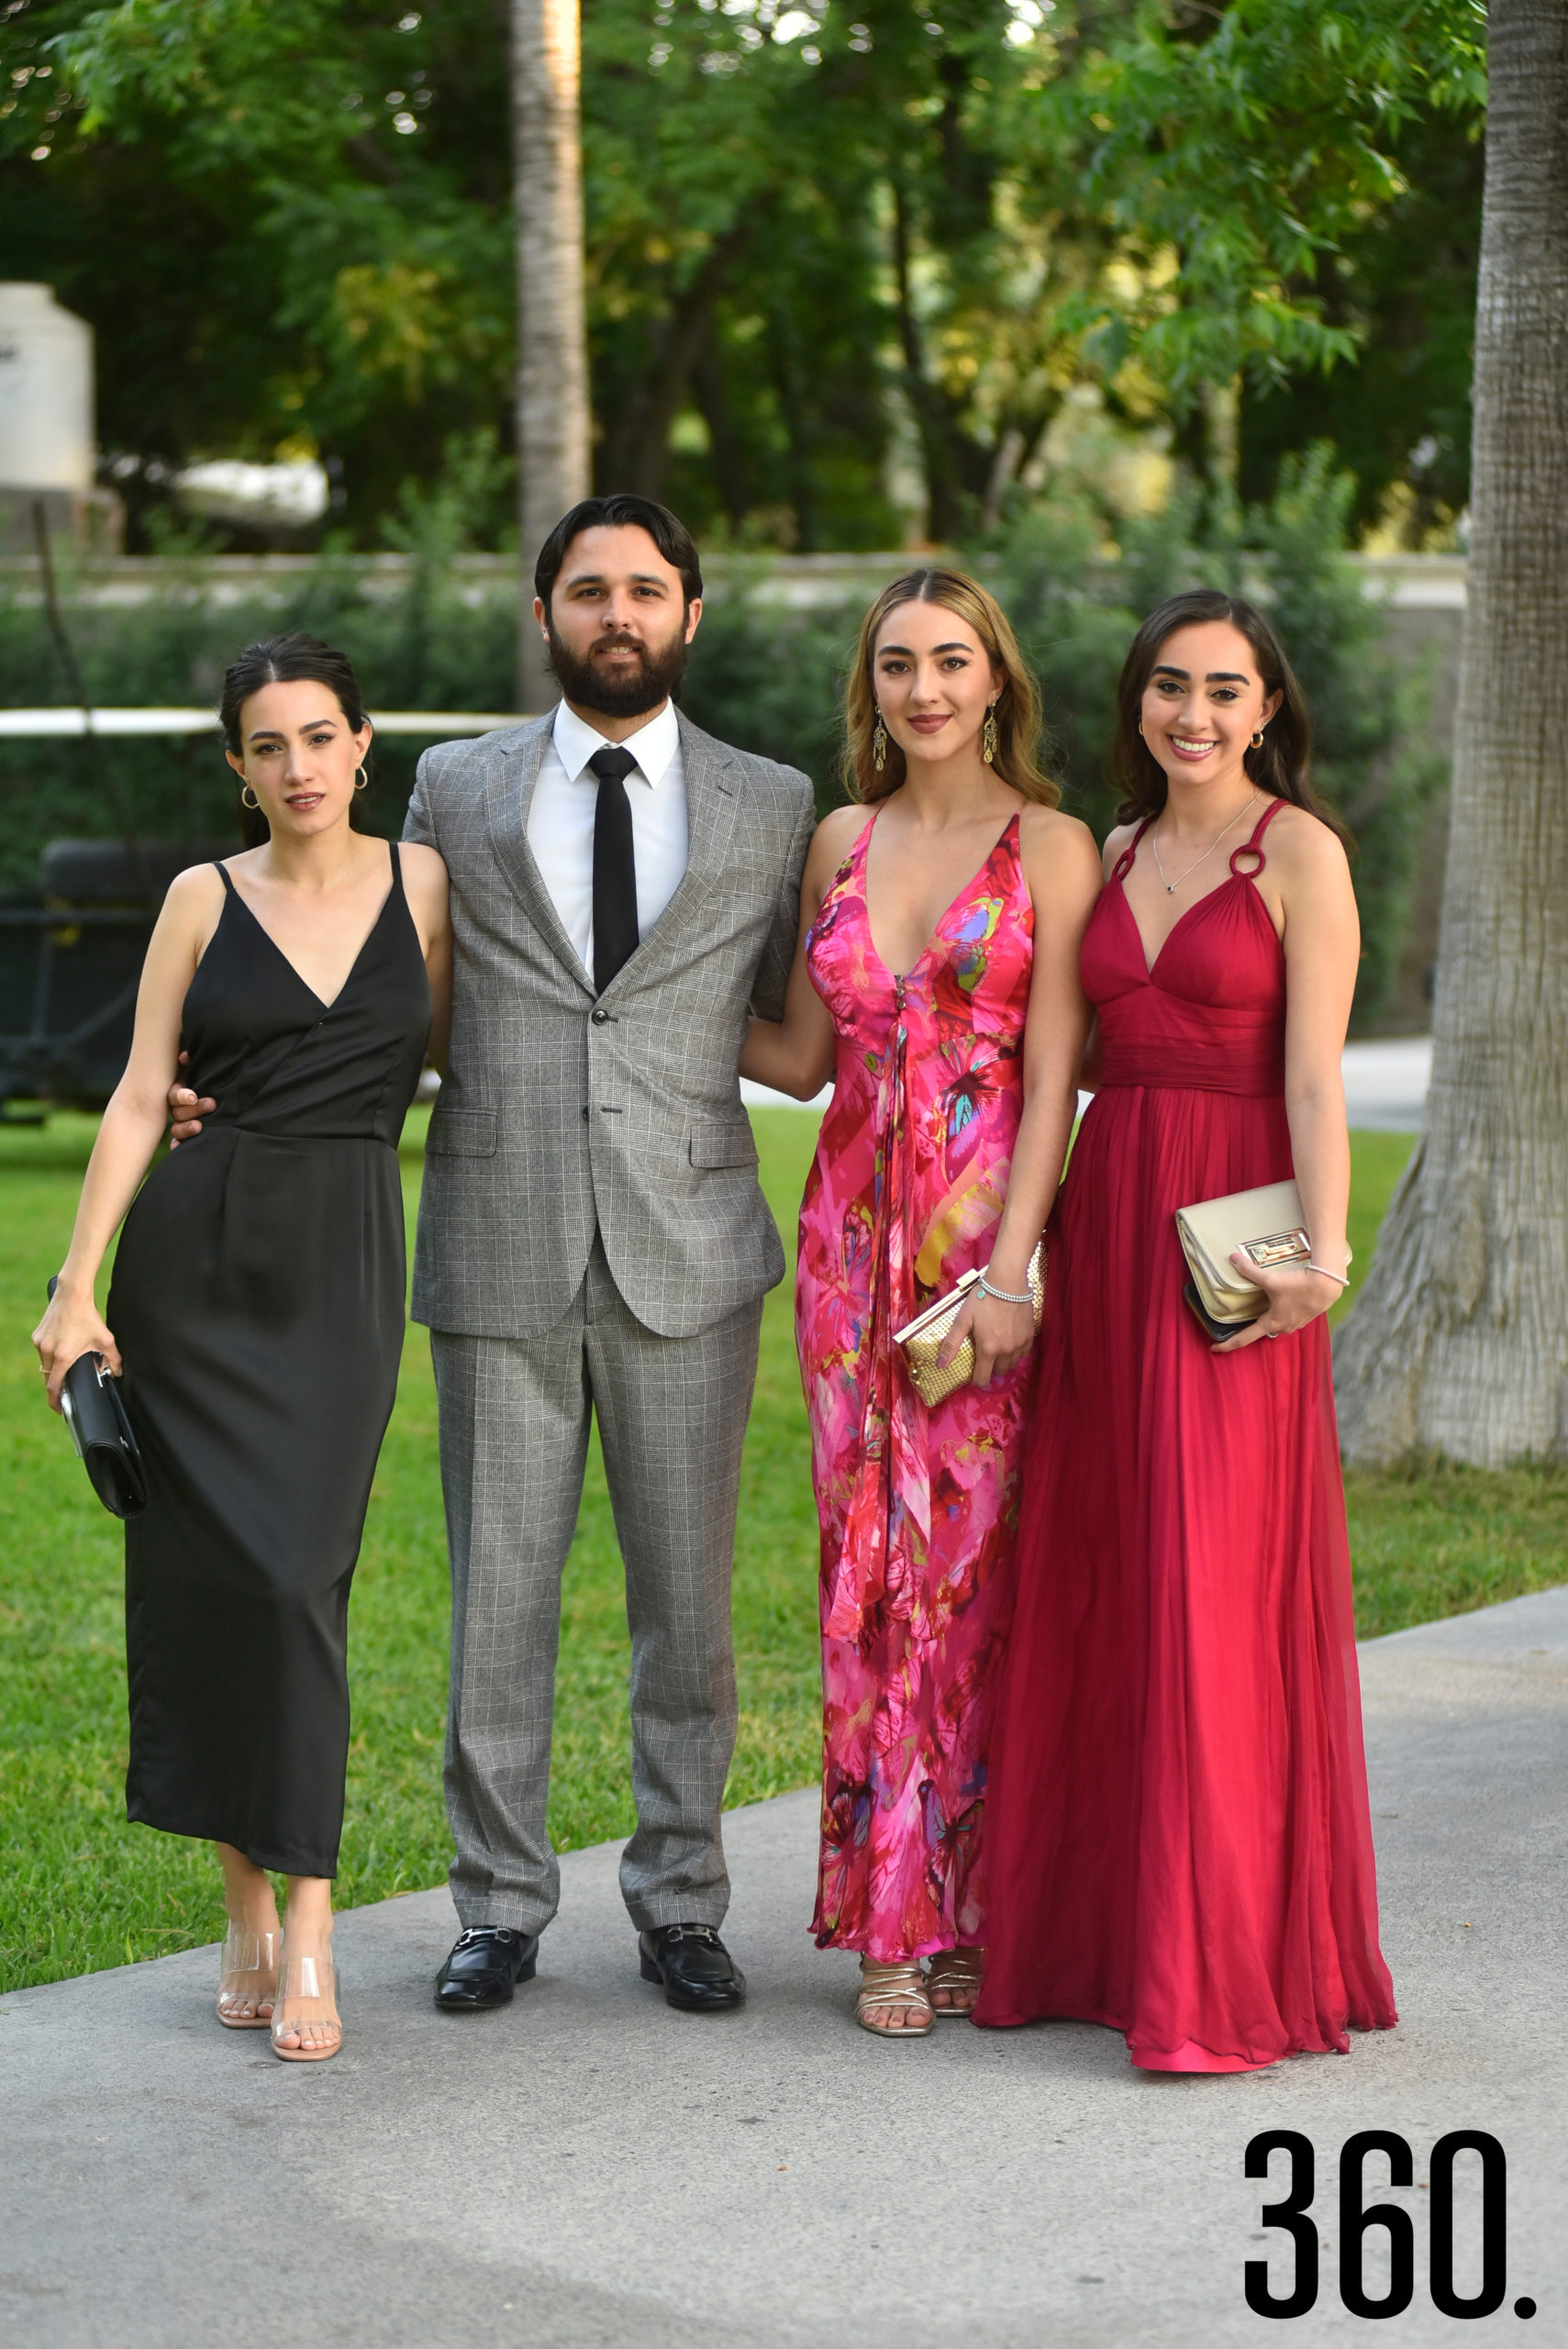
left=982, top=702, right=999, bottom=766
left=872, top=710, right=888, bottom=773
left=240, top=783, right=261, bottom=809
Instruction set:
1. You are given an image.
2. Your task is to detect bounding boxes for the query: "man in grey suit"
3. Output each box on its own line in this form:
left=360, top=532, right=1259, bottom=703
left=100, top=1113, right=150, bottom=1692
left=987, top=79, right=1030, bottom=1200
left=406, top=495, right=814, bottom=2014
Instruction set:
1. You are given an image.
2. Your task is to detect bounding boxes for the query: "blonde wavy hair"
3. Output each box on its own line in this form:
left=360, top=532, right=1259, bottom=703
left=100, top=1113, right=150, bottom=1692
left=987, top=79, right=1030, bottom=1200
left=842, top=566, right=1058, bottom=807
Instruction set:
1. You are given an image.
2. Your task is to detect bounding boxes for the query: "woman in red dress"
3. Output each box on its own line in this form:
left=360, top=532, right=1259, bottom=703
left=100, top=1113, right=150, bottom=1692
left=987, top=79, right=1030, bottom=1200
left=975, top=590, right=1396, bottom=2071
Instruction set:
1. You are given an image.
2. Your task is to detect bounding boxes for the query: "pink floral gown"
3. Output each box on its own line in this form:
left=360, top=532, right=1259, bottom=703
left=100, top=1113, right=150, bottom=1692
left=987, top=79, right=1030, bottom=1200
left=797, top=808, right=1037, bottom=1963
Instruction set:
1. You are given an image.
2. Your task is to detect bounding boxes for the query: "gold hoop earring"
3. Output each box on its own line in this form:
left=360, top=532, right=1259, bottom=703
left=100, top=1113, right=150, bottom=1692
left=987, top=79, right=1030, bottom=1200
left=873, top=711, right=887, bottom=773
left=240, top=784, right=260, bottom=809
left=1250, top=729, right=1265, bottom=749
left=353, top=765, right=368, bottom=791
left=982, top=703, right=998, bottom=766
left=1137, top=720, right=1145, bottom=738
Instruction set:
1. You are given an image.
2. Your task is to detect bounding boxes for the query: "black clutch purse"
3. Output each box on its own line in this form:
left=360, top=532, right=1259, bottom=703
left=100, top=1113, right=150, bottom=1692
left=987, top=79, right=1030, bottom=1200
left=47, top=1277, right=149, bottom=1519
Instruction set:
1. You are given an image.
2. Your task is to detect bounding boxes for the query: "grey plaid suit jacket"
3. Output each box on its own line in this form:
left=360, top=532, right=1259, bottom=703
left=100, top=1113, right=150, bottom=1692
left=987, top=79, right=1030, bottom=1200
left=403, top=707, right=816, bottom=1341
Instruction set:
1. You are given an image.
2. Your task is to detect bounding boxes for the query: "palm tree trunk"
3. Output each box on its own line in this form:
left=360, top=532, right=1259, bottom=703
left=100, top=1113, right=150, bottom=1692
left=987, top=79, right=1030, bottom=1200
left=1334, top=0, right=1568, bottom=1465
left=512, top=0, right=591, bottom=707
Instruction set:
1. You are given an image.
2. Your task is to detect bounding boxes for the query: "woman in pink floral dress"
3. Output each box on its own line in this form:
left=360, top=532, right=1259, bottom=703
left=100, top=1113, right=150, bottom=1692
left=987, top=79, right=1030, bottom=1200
left=741, top=569, right=1099, bottom=2035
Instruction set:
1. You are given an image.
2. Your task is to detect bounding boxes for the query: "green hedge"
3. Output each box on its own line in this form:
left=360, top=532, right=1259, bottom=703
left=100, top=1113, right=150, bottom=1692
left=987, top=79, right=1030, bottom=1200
left=0, top=453, right=1441, bottom=1023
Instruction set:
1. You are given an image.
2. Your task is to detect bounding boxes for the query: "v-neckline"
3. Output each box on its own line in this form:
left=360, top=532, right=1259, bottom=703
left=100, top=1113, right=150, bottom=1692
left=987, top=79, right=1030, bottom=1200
left=222, top=858, right=397, bottom=1012
left=1121, top=872, right=1234, bottom=980
left=860, top=808, right=1019, bottom=982
left=1118, top=870, right=1278, bottom=981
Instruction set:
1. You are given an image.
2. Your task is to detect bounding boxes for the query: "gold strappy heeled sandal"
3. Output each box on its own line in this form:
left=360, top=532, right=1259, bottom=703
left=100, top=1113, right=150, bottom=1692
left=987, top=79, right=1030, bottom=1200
left=855, top=1958, right=934, bottom=2038
left=926, top=1946, right=984, bottom=2017
left=217, top=1923, right=280, bottom=2029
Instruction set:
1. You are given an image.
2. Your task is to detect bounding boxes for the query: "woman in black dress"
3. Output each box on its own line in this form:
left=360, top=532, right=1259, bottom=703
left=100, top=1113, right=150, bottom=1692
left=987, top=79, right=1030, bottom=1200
left=33, top=634, right=450, bottom=2061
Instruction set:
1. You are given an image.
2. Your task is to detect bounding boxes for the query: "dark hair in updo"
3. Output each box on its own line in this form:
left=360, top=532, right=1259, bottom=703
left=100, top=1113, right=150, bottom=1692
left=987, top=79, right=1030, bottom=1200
left=1108, top=589, right=1349, bottom=844
left=220, top=632, right=369, bottom=848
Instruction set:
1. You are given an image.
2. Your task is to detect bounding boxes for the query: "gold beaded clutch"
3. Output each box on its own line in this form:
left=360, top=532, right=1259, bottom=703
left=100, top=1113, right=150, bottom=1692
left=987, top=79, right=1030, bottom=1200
left=893, top=1238, right=1047, bottom=1408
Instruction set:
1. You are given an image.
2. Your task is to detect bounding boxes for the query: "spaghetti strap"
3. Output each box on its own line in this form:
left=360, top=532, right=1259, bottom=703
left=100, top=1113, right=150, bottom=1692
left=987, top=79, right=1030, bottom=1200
left=1111, top=817, right=1155, bottom=885
left=388, top=839, right=404, bottom=894
left=212, top=862, right=235, bottom=895
left=1229, top=795, right=1286, bottom=879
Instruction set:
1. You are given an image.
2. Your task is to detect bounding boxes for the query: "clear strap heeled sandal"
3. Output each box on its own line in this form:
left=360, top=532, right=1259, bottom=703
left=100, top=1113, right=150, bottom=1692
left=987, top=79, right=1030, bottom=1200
left=217, top=1923, right=281, bottom=2030
left=270, top=1932, right=342, bottom=2063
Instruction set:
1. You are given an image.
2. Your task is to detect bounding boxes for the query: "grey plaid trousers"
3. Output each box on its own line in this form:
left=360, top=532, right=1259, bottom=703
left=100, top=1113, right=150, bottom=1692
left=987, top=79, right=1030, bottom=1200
left=432, top=1239, right=764, bottom=1935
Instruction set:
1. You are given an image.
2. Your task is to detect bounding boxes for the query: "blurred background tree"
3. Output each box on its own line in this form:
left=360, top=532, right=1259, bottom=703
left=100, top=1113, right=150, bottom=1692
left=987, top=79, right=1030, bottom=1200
left=0, top=0, right=1485, bottom=554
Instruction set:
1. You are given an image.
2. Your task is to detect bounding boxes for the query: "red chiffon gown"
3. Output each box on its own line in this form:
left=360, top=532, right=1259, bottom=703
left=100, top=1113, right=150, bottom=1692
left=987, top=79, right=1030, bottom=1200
left=974, top=797, right=1396, bottom=2070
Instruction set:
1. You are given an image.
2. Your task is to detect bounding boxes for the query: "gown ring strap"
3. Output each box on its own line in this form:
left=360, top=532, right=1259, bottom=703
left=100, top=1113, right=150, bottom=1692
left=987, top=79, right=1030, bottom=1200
left=977, top=1270, right=1034, bottom=1306
left=1111, top=814, right=1156, bottom=885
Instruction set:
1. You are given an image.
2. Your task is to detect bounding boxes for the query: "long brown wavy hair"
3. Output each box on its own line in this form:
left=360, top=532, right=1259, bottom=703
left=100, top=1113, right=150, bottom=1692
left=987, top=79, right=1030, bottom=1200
left=1108, top=589, right=1349, bottom=843
left=843, top=566, right=1059, bottom=807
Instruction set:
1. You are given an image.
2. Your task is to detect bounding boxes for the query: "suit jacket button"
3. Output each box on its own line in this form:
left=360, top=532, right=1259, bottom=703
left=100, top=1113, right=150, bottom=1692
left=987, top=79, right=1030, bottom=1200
left=591, top=1008, right=610, bottom=1025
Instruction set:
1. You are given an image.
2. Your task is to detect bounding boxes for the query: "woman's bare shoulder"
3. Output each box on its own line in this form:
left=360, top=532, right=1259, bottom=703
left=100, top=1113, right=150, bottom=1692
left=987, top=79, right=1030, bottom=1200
left=161, top=861, right=229, bottom=927
left=807, top=801, right=871, bottom=872
left=815, top=800, right=871, bottom=848
left=1262, top=798, right=1351, bottom=882
left=397, top=840, right=449, bottom=892
left=1018, top=804, right=1101, bottom=882
left=1018, top=803, right=1095, bottom=850
left=1101, top=817, right=1140, bottom=876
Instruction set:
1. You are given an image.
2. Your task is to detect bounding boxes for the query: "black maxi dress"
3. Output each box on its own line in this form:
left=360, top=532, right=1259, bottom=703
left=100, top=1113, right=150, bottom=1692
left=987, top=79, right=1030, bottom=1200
left=107, top=841, right=430, bottom=1877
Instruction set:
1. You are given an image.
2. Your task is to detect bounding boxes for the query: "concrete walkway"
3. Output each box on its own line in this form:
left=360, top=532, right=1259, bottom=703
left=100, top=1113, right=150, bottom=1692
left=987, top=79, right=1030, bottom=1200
left=3, top=1587, right=1563, bottom=2348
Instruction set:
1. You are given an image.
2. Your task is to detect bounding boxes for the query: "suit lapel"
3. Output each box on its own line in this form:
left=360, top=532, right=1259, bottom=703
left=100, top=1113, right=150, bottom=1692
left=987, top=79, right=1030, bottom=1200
left=603, top=713, right=740, bottom=996
left=483, top=712, right=595, bottom=994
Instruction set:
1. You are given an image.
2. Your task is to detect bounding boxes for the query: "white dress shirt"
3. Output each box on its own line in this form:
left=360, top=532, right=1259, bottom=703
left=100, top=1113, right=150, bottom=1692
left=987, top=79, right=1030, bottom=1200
left=526, top=698, right=689, bottom=976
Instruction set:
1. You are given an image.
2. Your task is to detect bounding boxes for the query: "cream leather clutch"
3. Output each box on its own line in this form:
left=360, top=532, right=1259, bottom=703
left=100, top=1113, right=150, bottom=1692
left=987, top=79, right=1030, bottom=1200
left=1174, top=1178, right=1350, bottom=1333
left=893, top=1239, right=1046, bottom=1408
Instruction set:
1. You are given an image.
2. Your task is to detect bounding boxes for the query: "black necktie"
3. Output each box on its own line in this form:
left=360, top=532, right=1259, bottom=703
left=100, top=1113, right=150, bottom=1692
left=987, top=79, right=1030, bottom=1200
left=589, top=744, right=639, bottom=995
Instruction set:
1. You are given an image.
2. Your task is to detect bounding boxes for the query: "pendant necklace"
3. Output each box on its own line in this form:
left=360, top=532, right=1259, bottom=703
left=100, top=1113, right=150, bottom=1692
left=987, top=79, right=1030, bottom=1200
left=1151, top=791, right=1260, bottom=895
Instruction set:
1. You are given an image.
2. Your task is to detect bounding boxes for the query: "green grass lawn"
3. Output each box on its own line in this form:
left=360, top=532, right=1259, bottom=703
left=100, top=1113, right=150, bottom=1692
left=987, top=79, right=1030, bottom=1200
left=2, top=1112, right=1563, bottom=1992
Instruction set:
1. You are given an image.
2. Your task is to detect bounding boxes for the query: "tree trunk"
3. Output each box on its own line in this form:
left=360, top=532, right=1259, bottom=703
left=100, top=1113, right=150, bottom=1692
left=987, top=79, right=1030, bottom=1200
left=595, top=222, right=752, bottom=501
left=512, top=0, right=591, bottom=708
left=1333, top=0, right=1568, bottom=1466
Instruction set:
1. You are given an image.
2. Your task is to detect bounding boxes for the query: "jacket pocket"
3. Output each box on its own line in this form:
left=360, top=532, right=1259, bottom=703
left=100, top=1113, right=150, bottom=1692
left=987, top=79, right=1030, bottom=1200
left=427, top=1107, right=498, bottom=1158
left=690, top=1118, right=759, bottom=1171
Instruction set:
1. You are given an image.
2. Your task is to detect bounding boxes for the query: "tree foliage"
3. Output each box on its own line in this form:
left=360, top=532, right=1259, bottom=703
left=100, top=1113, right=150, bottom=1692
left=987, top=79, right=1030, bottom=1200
left=0, top=0, right=1485, bottom=550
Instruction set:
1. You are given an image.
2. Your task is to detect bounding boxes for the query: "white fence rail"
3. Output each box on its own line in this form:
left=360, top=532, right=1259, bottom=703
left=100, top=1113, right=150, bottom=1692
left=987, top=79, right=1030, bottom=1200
left=0, top=707, right=531, bottom=738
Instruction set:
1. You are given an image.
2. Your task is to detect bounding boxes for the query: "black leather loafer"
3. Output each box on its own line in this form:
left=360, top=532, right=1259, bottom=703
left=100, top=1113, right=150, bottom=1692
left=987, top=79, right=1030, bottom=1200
left=434, top=1925, right=539, bottom=2011
left=638, top=1922, right=746, bottom=2011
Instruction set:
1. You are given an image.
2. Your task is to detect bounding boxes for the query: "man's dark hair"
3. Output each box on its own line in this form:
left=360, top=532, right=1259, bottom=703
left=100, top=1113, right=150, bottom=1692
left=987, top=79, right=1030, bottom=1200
left=533, top=494, right=704, bottom=613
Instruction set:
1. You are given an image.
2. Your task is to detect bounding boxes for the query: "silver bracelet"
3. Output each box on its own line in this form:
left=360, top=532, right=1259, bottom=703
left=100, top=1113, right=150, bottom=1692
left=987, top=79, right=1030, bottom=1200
left=1306, top=1261, right=1350, bottom=1287
left=977, top=1269, right=1034, bottom=1306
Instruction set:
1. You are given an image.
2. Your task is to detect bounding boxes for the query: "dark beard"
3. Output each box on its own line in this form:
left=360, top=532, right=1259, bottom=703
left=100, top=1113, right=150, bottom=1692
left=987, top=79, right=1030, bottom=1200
left=546, top=622, right=688, bottom=718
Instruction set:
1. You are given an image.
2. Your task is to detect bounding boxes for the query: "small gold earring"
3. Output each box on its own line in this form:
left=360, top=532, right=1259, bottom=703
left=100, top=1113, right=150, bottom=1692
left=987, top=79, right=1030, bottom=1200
left=982, top=703, right=998, bottom=766
left=240, top=784, right=261, bottom=809
left=1137, top=721, right=1145, bottom=738
left=353, top=764, right=369, bottom=791
left=1250, top=729, right=1265, bottom=749
left=873, top=711, right=887, bottom=773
